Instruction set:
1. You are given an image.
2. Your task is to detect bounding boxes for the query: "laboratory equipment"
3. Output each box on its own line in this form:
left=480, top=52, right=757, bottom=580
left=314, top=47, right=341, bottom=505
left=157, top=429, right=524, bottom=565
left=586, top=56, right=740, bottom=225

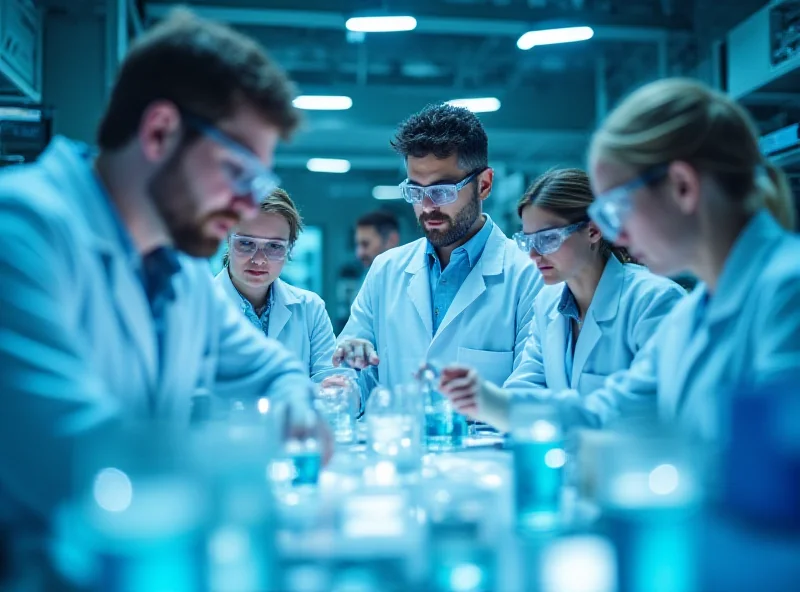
left=424, top=477, right=498, bottom=592
left=312, top=368, right=360, bottom=445
left=272, top=401, right=324, bottom=487
left=419, top=365, right=468, bottom=452
left=595, top=431, right=702, bottom=592
left=510, top=402, right=565, bottom=533
left=365, top=384, right=423, bottom=474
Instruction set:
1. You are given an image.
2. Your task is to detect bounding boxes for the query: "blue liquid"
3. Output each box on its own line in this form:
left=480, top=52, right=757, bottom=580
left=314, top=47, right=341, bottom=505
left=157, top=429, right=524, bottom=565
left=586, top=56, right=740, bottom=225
left=291, top=451, right=321, bottom=485
left=602, top=507, right=697, bottom=592
left=512, top=440, right=563, bottom=531
left=425, top=411, right=467, bottom=451
left=430, top=523, right=494, bottom=592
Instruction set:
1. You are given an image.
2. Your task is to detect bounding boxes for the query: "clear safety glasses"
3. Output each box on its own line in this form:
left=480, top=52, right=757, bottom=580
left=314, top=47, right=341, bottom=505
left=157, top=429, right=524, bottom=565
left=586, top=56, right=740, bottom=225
left=513, top=220, right=589, bottom=256
left=399, top=169, right=483, bottom=206
left=182, top=112, right=281, bottom=203
left=230, top=234, right=290, bottom=261
left=588, top=165, right=668, bottom=242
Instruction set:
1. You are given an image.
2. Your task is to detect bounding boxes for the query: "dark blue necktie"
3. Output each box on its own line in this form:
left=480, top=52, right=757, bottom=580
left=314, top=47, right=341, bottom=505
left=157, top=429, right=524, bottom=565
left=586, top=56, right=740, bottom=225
left=141, top=247, right=182, bottom=372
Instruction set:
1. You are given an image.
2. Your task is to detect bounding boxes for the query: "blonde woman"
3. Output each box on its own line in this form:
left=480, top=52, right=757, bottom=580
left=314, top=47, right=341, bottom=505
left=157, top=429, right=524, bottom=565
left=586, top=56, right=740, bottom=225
left=438, top=168, right=684, bottom=429
left=451, top=78, right=799, bottom=441
left=215, top=188, right=337, bottom=380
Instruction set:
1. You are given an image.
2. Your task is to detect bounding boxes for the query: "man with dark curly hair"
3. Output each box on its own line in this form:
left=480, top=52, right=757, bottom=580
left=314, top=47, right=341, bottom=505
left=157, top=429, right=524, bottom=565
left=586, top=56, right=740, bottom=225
left=335, top=103, right=543, bottom=401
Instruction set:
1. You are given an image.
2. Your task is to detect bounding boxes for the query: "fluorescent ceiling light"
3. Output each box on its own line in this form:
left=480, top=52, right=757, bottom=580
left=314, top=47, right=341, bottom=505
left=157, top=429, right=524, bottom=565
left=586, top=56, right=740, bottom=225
left=446, top=97, right=501, bottom=113
left=517, top=26, right=594, bottom=50
left=307, top=158, right=351, bottom=173
left=345, top=16, right=417, bottom=33
left=293, top=95, right=353, bottom=110
left=372, top=185, right=403, bottom=200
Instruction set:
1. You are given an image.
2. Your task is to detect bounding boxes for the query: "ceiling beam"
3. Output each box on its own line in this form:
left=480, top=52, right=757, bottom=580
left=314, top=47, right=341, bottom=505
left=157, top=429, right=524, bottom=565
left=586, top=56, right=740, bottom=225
left=274, top=152, right=580, bottom=174
left=144, top=3, right=682, bottom=43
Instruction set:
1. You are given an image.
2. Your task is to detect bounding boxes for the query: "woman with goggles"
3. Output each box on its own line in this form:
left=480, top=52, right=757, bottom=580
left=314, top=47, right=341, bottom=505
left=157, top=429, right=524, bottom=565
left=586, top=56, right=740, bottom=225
left=437, top=168, right=685, bottom=431
left=215, top=188, right=337, bottom=380
left=458, top=78, right=798, bottom=442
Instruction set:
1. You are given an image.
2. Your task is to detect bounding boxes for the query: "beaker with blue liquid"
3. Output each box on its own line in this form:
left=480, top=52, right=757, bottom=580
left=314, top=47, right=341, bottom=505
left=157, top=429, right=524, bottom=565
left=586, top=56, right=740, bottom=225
left=419, top=365, right=468, bottom=452
left=510, top=401, right=565, bottom=532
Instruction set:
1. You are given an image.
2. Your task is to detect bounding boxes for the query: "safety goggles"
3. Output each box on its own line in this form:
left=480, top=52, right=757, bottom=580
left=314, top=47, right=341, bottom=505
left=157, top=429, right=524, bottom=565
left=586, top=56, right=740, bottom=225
left=182, top=112, right=281, bottom=203
left=513, top=219, right=589, bottom=256
left=588, top=165, right=669, bottom=242
left=399, top=169, right=483, bottom=206
left=230, top=234, right=290, bottom=261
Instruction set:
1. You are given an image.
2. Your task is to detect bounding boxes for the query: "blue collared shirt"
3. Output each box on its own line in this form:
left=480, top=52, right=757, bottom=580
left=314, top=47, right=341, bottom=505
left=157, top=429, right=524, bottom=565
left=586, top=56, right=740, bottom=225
left=426, top=216, right=494, bottom=335
left=557, top=285, right=582, bottom=379
left=230, top=270, right=275, bottom=337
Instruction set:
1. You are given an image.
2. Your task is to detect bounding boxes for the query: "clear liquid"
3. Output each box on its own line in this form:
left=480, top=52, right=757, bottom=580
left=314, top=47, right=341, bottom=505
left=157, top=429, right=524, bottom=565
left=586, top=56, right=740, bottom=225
left=291, top=451, right=322, bottom=486
left=513, top=440, right=563, bottom=531
left=317, top=388, right=355, bottom=444
left=366, top=414, right=420, bottom=472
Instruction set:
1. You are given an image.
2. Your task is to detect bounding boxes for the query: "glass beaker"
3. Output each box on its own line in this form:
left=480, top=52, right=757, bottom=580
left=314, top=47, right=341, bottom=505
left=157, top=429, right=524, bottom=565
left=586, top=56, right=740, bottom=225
left=510, top=401, right=565, bottom=533
left=312, top=367, right=360, bottom=445
left=419, top=365, right=467, bottom=452
left=594, top=431, right=702, bottom=592
left=365, top=384, right=423, bottom=474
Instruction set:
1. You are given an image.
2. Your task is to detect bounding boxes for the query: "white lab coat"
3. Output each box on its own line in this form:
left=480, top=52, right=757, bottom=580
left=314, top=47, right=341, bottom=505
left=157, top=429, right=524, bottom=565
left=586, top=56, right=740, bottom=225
left=338, top=219, right=543, bottom=396
left=0, top=137, right=309, bottom=526
left=215, top=271, right=336, bottom=380
left=549, top=210, right=800, bottom=441
left=504, top=256, right=685, bottom=396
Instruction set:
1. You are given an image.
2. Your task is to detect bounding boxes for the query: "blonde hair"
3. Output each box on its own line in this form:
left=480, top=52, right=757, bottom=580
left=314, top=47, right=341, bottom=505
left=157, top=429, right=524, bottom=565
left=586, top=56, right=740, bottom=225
left=518, top=168, right=634, bottom=263
left=590, top=78, right=795, bottom=230
left=222, top=187, right=304, bottom=267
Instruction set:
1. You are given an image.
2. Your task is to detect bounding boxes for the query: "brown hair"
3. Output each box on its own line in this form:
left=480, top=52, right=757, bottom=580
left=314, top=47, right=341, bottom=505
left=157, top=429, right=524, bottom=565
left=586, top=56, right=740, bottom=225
left=517, top=168, right=634, bottom=263
left=97, top=7, right=300, bottom=150
left=222, top=188, right=304, bottom=267
left=590, top=78, right=795, bottom=230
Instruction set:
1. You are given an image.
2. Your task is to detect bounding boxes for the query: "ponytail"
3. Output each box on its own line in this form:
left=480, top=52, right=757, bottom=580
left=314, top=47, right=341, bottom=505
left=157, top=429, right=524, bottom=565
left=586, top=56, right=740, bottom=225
left=758, top=162, right=796, bottom=230
left=598, top=239, right=637, bottom=264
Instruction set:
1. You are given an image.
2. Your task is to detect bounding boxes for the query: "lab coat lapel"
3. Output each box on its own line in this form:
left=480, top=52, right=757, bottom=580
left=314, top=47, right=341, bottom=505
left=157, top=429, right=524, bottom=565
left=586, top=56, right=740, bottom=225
left=571, top=257, right=623, bottom=388
left=41, top=138, right=159, bottom=391
left=268, top=279, right=295, bottom=340
left=405, top=243, right=434, bottom=337
left=154, top=284, right=185, bottom=416
left=571, top=315, right=601, bottom=389
left=433, top=264, right=486, bottom=339
left=432, top=224, right=505, bottom=341
left=108, top=256, right=159, bottom=391
left=544, top=306, right=570, bottom=392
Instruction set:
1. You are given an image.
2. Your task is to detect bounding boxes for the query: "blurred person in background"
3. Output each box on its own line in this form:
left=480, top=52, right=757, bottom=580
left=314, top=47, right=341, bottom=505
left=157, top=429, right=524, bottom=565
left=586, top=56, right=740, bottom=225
left=355, top=209, right=400, bottom=270
left=0, top=9, right=329, bottom=534
left=216, top=188, right=336, bottom=380
left=334, top=103, right=542, bottom=399
left=437, top=168, right=685, bottom=430
left=450, top=78, right=800, bottom=441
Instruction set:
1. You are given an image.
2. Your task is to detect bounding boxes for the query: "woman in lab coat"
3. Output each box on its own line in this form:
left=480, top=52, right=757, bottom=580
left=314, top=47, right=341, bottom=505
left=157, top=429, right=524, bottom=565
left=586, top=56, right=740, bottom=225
left=451, top=78, right=800, bottom=441
left=215, top=188, right=337, bottom=380
left=438, top=168, right=684, bottom=429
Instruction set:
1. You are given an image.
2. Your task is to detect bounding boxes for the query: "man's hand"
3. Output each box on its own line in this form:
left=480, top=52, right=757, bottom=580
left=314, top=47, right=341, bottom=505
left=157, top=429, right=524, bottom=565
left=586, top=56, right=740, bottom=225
left=283, top=401, right=335, bottom=466
left=332, top=339, right=379, bottom=370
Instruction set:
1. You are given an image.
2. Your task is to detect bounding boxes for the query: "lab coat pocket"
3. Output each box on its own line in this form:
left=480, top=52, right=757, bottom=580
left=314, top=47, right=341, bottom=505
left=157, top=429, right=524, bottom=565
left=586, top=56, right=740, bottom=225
left=457, top=347, right=514, bottom=387
left=578, top=372, right=608, bottom=396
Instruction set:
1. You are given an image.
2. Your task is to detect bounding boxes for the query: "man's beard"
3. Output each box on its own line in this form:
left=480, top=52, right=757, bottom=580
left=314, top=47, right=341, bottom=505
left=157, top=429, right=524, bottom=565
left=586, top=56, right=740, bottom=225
left=148, top=148, right=240, bottom=258
left=418, top=187, right=481, bottom=248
